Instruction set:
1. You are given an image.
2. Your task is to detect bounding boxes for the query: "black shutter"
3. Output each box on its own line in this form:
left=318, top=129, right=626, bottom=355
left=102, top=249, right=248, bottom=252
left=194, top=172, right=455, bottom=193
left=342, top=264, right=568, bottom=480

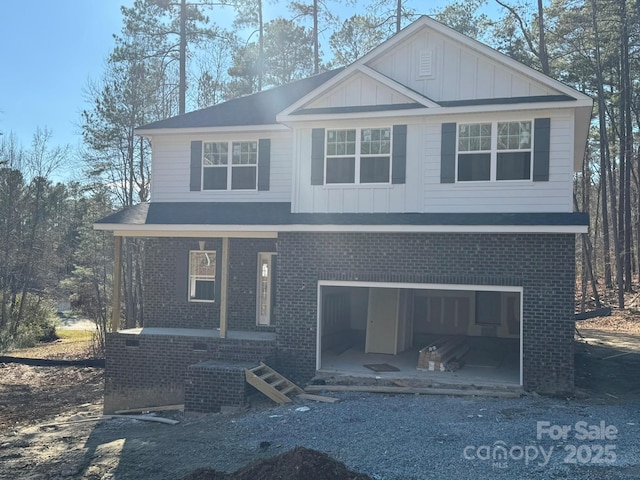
left=175, top=250, right=189, bottom=302
left=190, top=141, right=202, bottom=191
left=533, top=118, right=551, bottom=182
left=311, top=128, right=325, bottom=185
left=258, top=138, right=271, bottom=191
left=391, top=124, right=407, bottom=184
left=440, top=123, right=456, bottom=183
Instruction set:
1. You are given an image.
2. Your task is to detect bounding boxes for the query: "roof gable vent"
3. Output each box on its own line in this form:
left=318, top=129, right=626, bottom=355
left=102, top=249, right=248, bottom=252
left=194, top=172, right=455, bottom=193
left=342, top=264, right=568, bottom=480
left=418, top=50, right=433, bottom=78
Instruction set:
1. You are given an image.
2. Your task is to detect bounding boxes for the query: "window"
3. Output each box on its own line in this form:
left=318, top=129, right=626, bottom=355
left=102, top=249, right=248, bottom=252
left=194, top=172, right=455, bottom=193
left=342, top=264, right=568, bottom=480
left=189, top=250, right=216, bottom=302
left=325, top=127, right=391, bottom=184
left=203, top=141, right=257, bottom=190
left=256, top=252, right=274, bottom=326
left=457, top=121, right=532, bottom=182
left=497, top=121, right=531, bottom=180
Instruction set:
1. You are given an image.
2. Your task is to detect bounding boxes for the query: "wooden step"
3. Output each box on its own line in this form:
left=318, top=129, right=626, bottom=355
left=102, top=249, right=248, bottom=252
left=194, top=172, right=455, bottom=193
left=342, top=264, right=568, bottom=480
left=245, top=363, right=303, bottom=404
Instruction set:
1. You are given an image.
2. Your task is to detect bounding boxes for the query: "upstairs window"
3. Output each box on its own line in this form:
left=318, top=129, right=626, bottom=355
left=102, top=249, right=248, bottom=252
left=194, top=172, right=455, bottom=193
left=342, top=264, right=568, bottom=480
left=457, top=121, right=532, bottom=182
left=496, top=121, right=532, bottom=180
left=325, top=127, right=391, bottom=184
left=203, top=141, right=257, bottom=190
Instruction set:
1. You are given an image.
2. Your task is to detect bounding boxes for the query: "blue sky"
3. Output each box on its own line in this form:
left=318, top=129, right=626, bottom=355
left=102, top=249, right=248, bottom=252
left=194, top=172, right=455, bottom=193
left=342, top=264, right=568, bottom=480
left=0, top=0, right=480, bottom=153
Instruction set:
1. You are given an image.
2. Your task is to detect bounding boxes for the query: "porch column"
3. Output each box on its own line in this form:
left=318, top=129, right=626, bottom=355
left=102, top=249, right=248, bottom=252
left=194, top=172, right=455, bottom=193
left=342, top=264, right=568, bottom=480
left=219, top=237, right=229, bottom=338
left=111, top=235, right=123, bottom=332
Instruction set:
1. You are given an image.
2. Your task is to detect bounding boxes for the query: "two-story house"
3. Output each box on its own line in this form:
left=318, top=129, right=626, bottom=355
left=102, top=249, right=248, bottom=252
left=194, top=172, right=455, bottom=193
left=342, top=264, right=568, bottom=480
left=96, top=16, right=592, bottom=413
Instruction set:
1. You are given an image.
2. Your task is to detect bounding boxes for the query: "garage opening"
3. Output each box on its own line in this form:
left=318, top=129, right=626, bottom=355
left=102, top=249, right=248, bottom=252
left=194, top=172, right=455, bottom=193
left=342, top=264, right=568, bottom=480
left=317, top=282, right=521, bottom=387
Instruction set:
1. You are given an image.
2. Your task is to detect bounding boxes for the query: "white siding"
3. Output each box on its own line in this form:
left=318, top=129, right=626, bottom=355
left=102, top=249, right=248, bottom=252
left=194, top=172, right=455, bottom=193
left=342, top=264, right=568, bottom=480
left=307, top=73, right=416, bottom=109
left=292, top=122, right=423, bottom=213
left=291, top=109, right=575, bottom=214
left=150, top=130, right=293, bottom=203
left=367, top=28, right=562, bottom=102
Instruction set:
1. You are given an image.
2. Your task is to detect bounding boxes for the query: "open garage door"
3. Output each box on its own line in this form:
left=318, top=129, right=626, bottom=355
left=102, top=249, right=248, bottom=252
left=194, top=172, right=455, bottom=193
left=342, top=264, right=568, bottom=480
left=317, top=281, right=522, bottom=387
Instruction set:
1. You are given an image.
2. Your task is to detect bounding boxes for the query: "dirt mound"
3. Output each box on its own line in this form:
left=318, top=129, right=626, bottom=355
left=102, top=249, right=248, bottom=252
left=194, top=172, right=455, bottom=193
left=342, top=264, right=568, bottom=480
left=182, top=446, right=373, bottom=480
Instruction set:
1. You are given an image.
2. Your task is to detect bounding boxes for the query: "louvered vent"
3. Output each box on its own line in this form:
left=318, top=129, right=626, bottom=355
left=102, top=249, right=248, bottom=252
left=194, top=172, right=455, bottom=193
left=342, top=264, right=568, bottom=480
left=419, top=50, right=433, bottom=78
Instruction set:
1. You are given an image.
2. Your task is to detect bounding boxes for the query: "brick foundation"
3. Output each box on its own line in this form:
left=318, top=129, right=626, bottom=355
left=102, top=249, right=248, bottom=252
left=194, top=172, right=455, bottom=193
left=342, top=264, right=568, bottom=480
left=104, top=330, right=275, bottom=413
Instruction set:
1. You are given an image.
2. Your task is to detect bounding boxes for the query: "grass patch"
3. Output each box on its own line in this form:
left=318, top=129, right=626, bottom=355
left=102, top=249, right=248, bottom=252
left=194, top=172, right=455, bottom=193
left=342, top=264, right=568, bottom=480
left=55, top=329, right=94, bottom=342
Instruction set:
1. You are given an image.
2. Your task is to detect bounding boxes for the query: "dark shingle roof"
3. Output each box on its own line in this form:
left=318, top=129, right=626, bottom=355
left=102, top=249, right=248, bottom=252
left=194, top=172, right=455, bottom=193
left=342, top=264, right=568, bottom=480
left=137, top=69, right=344, bottom=131
left=96, top=202, right=589, bottom=227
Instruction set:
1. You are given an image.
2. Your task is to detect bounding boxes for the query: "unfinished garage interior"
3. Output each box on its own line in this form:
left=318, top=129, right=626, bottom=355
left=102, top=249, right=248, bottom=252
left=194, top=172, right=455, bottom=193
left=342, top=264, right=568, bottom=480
left=317, top=282, right=522, bottom=387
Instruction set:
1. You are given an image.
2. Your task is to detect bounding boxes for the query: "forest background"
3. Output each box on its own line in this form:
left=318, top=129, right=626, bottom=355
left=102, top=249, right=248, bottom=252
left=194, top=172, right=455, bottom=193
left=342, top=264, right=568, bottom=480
left=0, top=0, right=637, bottom=351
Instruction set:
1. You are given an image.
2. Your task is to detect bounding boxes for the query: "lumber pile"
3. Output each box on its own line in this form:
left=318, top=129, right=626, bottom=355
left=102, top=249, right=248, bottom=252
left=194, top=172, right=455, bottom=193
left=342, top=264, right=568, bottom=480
left=417, top=336, right=469, bottom=372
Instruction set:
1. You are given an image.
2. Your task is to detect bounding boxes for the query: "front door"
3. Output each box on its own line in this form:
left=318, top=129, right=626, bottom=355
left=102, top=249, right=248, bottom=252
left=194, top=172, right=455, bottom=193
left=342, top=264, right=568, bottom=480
left=256, top=253, right=274, bottom=326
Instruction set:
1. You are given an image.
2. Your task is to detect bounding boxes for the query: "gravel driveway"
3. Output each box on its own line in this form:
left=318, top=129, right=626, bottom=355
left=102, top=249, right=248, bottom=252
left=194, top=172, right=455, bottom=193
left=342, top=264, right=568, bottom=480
left=1, top=392, right=638, bottom=480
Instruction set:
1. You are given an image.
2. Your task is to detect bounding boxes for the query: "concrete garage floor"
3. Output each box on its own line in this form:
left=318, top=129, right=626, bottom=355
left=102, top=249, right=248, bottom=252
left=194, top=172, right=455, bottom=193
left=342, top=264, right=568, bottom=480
left=319, top=343, right=521, bottom=388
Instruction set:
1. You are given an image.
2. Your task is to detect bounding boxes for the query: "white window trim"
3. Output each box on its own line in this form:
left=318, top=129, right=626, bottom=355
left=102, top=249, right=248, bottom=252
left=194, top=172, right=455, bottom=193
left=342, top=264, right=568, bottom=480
left=324, top=127, right=393, bottom=185
left=188, top=250, right=216, bottom=303
left=455, top=120, right=534, bottom=183
left=202, top=140, right=258, bottom=191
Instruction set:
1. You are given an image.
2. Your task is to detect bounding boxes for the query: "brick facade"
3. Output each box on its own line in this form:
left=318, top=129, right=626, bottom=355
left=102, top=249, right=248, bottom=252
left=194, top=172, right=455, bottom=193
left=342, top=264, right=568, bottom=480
left=107, top=231, right=575, bottom=414
left=275, top=232, right=575, bottom=394
left=104, top=331, right=275, bottom=413
left=144, top=237, right=276, bottom=330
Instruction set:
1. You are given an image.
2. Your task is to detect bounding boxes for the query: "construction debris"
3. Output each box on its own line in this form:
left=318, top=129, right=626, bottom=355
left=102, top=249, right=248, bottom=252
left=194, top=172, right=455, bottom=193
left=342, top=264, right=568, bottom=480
left=245, top=363, right=304, bottom=404
left=297, top=393, right=339, bottom=403
left=417, top=336, right=469, bottom=372
left=40, top=414, right=179, bottom=428
left=305, top=384, right=521, bottom=398
left=115, top=404, right=184, bottom=415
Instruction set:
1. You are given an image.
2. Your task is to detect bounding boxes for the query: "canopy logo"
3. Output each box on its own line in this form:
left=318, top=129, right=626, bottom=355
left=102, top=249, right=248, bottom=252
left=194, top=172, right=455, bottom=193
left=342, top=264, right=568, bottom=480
left=462, top=420, right=618, bottom=469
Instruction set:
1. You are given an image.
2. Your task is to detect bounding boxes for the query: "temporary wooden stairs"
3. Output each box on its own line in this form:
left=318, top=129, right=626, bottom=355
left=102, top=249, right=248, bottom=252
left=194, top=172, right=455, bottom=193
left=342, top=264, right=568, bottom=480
left=245, top=363, right=304, bottom=404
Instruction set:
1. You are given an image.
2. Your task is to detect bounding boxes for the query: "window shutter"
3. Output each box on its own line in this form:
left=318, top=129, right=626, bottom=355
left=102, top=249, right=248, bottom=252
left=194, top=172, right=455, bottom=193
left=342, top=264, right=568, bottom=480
left=190, top=141, right=202, bottom=191
left=311, top=128, right=325, bottom=185
left=175, top=250, right=188, bottom=302
left=533, top=118, right=551, bottom=182
left=258, top=138, right=271, bottom=191
left=440, top=123, right=456, bottom=183
left=392, top=124, right=407, bottom=184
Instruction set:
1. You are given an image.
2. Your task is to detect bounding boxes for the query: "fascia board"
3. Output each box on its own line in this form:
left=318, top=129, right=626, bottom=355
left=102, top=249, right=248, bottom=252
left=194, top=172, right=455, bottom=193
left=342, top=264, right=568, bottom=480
left=95, top=223, right=588, bottom=235
left=135, top=124, right=289, bottom=138
left=278, top=99, right=592, bottom=125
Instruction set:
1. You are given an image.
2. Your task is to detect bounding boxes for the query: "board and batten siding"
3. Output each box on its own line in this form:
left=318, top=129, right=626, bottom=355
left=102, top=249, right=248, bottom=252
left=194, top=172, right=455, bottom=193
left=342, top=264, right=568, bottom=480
left=307, top=72, right=415, bottom=109
left=367, top=27, right=561, bottom=102
left=292, top=123, right=422, bottom=213
left=292, top=109, right=575, bottom=214
left=149, top=131, right=293, bottom=202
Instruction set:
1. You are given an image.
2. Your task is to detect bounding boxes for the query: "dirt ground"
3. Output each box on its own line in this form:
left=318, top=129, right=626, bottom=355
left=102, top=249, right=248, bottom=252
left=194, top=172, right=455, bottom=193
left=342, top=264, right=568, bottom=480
left=0, top=333, right=104, bottom=433
left=574, top=311, right=640, bottom=403
left=0, top=306, right=638, bottom=479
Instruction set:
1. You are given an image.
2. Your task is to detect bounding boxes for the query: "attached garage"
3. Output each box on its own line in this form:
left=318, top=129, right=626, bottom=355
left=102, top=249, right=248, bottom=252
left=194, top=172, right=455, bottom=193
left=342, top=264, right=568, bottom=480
left=317, top=281, right=522, bottom=387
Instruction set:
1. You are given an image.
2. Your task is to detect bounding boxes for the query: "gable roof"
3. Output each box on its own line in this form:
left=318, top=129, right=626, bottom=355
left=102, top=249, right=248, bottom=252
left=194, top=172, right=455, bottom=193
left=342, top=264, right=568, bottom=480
left=357, top=16, right=591, bottom=103
left=136, top=68, right=344, bottom=134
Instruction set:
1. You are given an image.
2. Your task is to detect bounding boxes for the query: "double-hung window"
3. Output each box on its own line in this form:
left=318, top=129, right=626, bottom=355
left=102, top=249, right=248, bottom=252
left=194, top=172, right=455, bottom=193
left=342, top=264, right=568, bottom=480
left=188, top=250, right=216, bottom=302
left=203, top=141, right=257, bottom=190
left=457, top=121, right=532, bottom=182
left=325, top=127, right=391, bottom=184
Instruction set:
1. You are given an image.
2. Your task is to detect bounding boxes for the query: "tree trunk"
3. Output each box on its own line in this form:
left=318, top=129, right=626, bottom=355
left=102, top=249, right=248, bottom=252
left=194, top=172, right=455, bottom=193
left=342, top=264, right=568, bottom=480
left=179, top=0, right=187, bottom=114
left=537, top=0, right=550, bottom=75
